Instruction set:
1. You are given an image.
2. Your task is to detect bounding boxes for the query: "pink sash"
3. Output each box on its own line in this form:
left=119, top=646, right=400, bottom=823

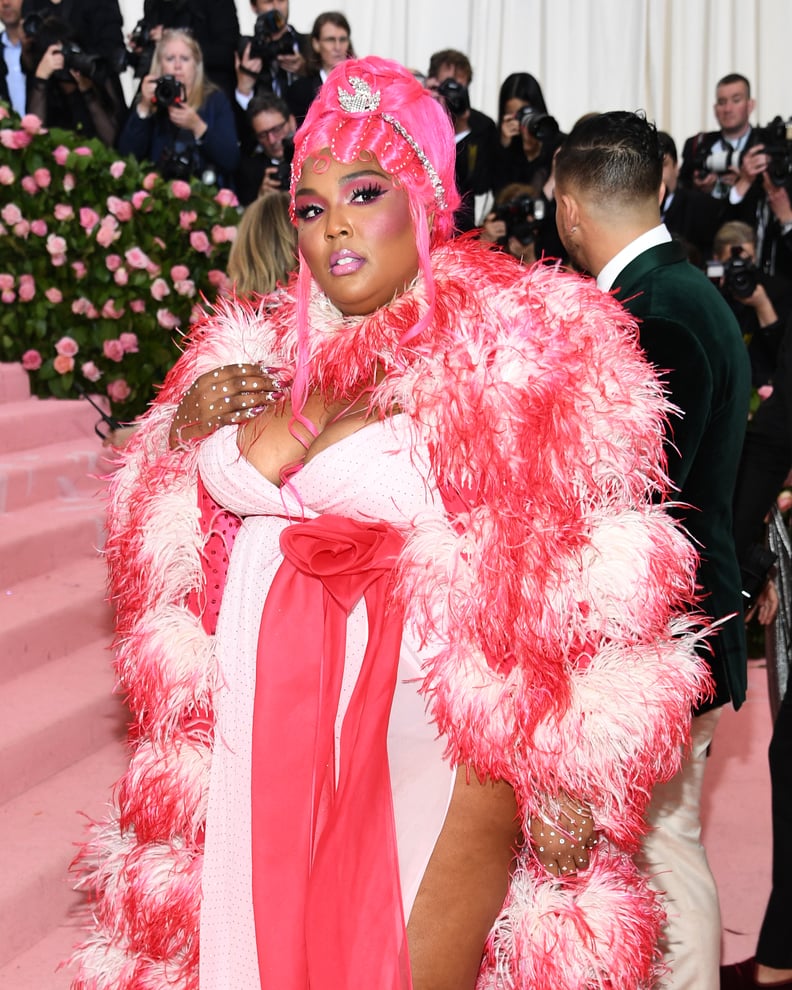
left=251, top=515, right=413, bottom=989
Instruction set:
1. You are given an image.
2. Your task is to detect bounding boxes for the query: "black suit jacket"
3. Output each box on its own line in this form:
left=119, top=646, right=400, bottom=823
left=613, top=240, right=751, bottom=710
left=661, top=186, right=727, bottom=265
left=679, top=126, right=765, bottom=225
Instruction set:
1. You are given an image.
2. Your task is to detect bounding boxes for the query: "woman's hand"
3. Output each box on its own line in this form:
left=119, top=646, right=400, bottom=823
left=500, top=113, right=520, bottom=147
left=168, top=102, right=208, bottom=139
left=480, top=213, right=506, bottom=244
left=35, top=43, right=64, bottom=80
left=169, top=363, right=290, bottom=448
left=529, top=792, right=598, bottom=877
left=136, top=73, right=157, bottom=116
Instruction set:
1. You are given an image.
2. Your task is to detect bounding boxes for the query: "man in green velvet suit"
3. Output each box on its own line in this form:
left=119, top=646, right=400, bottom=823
left=554, top=111, right=751, bottom=990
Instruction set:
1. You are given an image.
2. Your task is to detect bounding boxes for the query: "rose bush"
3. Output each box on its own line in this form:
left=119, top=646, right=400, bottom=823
left=0, top=104, right=239, bottom=420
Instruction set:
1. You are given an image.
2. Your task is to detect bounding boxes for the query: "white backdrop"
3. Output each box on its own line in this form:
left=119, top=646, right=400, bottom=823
left=116, top=0, right=791, bottom=153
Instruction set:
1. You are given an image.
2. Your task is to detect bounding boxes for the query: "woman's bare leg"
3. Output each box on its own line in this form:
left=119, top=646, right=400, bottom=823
left=406, top=767, right=521, bottom=990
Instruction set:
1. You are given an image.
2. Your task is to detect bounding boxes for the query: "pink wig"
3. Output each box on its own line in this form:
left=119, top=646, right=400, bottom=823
left=288, top=57, right=462, bottom=419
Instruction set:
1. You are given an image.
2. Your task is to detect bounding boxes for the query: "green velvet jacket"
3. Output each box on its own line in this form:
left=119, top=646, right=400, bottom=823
left=613, top=239, right=751, bottom=710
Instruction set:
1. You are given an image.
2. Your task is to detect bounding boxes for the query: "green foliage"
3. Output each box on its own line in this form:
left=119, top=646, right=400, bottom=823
left=0, top=104, right=240, bottom=420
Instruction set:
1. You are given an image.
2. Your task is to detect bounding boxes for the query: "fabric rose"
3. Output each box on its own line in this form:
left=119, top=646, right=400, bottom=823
left=20, top=113, right=43, bottom=135
left=0, top=165, right=14, bottom=185
left=63, top=173, right=75, bottom=192
left=73, top=146, right=93, bottom=157
left=113, top=268, right=129, bottom=286
left=142, top=171, right=158, bottom=190
left=211, top=224, right=237, bottom=245
left=131, top=190, right=150, bottom=211
left=13, top=220, right=30, bottom=239
left=1, top=289, right=15, bottom=304
left=119, top=333, right=139, bottom=353
left=46, top=233, right=67, bottom=256
left=1, top=203, right=22, bottom=225
left=109, top=161, right=126, bottom=179
left=0, top=274, right=14, bottom=291
left=170, top=179, right=192, bottom=200
left=101, top=300, right=125, bottom=320
left=21, top=175, right=38, bottom=195
left=71, top=261, right=87, bottom=279
left=79, top=207, right=100, bottom=233
left=33, top=167, right=51, bottom=188
left=96, top=217, right=120, bottom=248
left=52, top=145, right=70, bottom=166
left=45, top=287, right=63, bottom=304
left=18, top=275, right=36, bottom=302
left=30, top=219, right=48, bottom=236
left=0, top=129, right=32, bottom=150
left=55, top=335, right=79, bottom=357
left=125, top=246, right=151, bottom=270
left=170, top=264, right=190, bottom=281
left=179, top=210, right=197, bottom=230
left=129, top=299, right=146, bottom=314
left=214, top=187, right=239, bottom=208
left=21, top=349, right=42, bottom=370
left=103, top=339, right=125, bottom=362
left=81, top=361, right=103, bottom=382
left=189, top=230, right=211, bottom=254
left=175, top=279, right=196, bottom=297
left=107, top=196, right=133, bottom=222
left=106, top=379, right=131, bottom=402
left=71, top=297, right=91, bottom=316
left=105, top=254, right=122, bottom=272
left=54, top=203, right=74, bottom=221
left=53, top=354, right=75, bottom=374
left=150, top=277, right=170, bottom=301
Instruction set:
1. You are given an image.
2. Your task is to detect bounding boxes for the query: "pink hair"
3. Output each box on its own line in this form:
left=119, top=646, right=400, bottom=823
left=289, top=56, right=461, bottom=416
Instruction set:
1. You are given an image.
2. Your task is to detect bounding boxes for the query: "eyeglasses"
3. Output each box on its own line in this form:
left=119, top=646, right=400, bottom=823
left=256, top=120, right=288, bottom=142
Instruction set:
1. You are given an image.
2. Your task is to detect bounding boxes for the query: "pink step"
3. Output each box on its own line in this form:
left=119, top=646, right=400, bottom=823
left=0, top=741, right=129, bottom=969
left=0, top=494, right=106, bottom=586
left=0, top=917, right=78, bottom=990
left=0, top=438, right=111, bottom=514
left=0, top=557, right=114, bottom=684
left=0, top=397, right=109, bottom=455
left=0, top=364, right=32, bottom=405
left=0, top=641, right=125, bottom=805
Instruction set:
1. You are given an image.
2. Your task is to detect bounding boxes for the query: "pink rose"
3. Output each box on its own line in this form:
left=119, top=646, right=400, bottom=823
left=81, top=361, right=102, bottom=382
left=79, top=207, right=100, bottom=232
left=0, top=274, right=13, bottom=291
left=71, top=297, right=91, bottom=316
left=156, top=308, right=180, bottom=330
left=1, top=289, right=16, bottom=303
left=30, top=219, right=47, bottom=236
left=189, top=230, right=211, bottom=255
left=179, top=210, right=197, bottom=229
left=71, top=261, right=87, bottom=279
left=150, top=277, right=170, bottom=301
left=103, top=338, right=125, bottom=361
left=33, top=168, right=51, bottom=189
left=190, top=303, right=204, bottom=322
left=170, top=264, right=190, bottom=281
left=96, top=217, right=119, bottom=248
left=0, top=165, right=15, bottom=185
left=21, top=175, right=38, bottom=195
left=207, top=269, right=228, bottom=288
left=54, top=203, right=74, bottom=221
left=63, top=173, right=75, bottom=192
left=113, top=268, right=129, bottom=286
left=51, top=254, right=66, bottom=267
left=170, top=179, right=192, bottom=200
left=125, top=246, right=151, bottom=270
left=109, top=161, right=126, bottom=179
left=21, top=349, right=42, bottom=370
left=46, top=233, right=67, bottom=256
left=0, top=129, right=32, bottom=150
left=52, top=145, right=70, bottom=166
left=143, top=172, right=158, bottom=190
left=145, top=261, right=161, bottom=277
left=18, top=274, right=35, bottom=302
left=105, top=254, right=122, bottom=272
left=107, top=196, right=133, bottom=222
left=1, top=203, right=22, bottom=225
left=214, top=187, right=239, bottom=208
left=101, top=300, right=125, bottom=320
left=131, top=190, right=150, bottom=210
left=758, top=384, right=774, bottom=401
left=53, top=354, right=75, bottom=375
left=86, top=304, right=99, bottom=319
left=20, top=113, right=43, bottom=135
left=119, top=332, right=139, bottom=353
left=55, top=335, right=79, bottom=356
left=13, top=220, right=30, bottom=238
left=45, top=287, right=63, bottom=304
left=175, top=278, right=196, bottom=297
left=129, top=299, right=146, bottom=314
left=106, top=378, right=131, bottom=403
left=73, top=146, right=93, bottom=157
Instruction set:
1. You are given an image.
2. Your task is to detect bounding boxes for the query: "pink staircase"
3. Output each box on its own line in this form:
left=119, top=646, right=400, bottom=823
left=0, top=363, right=129, bottom=989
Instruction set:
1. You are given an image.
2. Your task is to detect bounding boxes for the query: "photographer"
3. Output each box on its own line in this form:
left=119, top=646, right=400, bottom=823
left=125, top=0, right=239, bottom=98
left=22, top=13, right=124, bottom=145
left=118, top=28, right=239, bottom=190
left=480, top=182, right=555, bottom=265
left=234, top=92, right=295, bottom=205
left=286, top=11, right=353, bottom=127
left=493, top=79, right=563, bottom=198
left=710, top=220, right=792, bottom=389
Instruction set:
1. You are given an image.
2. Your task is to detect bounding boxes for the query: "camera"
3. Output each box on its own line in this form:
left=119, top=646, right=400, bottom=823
left=437, top=78, right=470, bottom=120
left=152, top=74, right=186, bottom=109
left=515, top=106, right=560, bottom=143
left=159, top=146, right=194, bottom=181
left=59, top=40, right=99, bottom=78
left=238, top=11, right=296, bottom=66
left=706, top=246, right=760, bottom=299
left=125, top=17, right=156, bottom=77
left=694, top=116, right=792, bottom=186
left=22, top=11, right=44, bottom=37
left=272, top=136, right=295, bottom=190
left=492, top=194, right=546, bottom=245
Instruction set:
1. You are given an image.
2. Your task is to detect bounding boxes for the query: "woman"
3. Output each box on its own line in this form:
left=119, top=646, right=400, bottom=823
left=286, top=10, right=353, bottom=127
left=493, top=70, right=561, bottom=195
left=117, top=28, right=239, bottom=188
left=226, top=190, right=298, bottom=296
left=71, top=57, right=709, bottom=990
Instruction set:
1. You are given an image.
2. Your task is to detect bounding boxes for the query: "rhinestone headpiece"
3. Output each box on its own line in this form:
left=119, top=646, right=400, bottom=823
left=335, top=76, right=448, bottom=211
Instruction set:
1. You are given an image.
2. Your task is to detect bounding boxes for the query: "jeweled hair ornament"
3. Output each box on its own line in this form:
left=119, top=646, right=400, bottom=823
left=336, top=76, right=448, bottom=210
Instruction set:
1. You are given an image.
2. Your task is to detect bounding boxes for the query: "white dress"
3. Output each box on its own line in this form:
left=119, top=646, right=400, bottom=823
left=197, top=415, right=455, bottom=989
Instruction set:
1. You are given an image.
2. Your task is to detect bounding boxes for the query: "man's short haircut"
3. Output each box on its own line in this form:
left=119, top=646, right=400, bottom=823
left=554, top=110, right=664, bottom=204
left=247, top=93, right=291, bottom=125
left=716, top=73, right=751, bottom=97
left=713, top=220, right=757, bottom=256
left=427, top=48, right=473, bottom=84
left=657, top=130, right=678, bottom=164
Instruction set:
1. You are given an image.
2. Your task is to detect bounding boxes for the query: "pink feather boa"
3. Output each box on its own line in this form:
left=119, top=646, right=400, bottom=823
left=69, top=239, right=710, bottom=989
